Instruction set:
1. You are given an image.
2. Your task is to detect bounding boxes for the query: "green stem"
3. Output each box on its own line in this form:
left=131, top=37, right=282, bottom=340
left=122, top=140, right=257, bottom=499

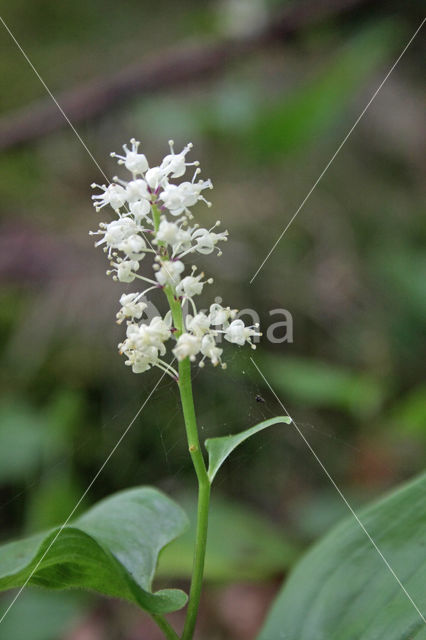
left=177, top=358, right=209, bottom=486
left=151, top=613, right=180, bottom=640
left=164, top=286, right=211, bottom=640
left=178, top=358, right=211, bottom=640
left=152, top=202, right=162, bottom=234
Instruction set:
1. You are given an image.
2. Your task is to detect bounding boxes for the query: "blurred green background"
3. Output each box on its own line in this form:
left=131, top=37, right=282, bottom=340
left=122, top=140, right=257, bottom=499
left=0, top=1, right=424, bottom=638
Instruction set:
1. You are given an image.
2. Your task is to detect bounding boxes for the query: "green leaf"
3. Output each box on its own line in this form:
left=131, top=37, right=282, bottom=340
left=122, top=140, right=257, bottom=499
left=0, top=487, right=188, bottom=615
left=205, top=417, right=291, bottom=483
left=158, top=493, right=299, bottom=582
left=257, top=473, right=426, bottom=640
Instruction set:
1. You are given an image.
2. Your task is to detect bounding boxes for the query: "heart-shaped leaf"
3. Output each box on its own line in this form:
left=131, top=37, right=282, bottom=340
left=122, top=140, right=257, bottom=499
left=257, top=472, right=426, bottom=640
left=205, top=417, right=291, bottom=483
left=0, top=487, right=188, bottom=615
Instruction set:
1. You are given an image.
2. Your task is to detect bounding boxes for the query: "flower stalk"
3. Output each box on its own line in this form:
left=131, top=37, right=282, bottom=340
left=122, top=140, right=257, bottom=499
left=166, top=285, right=210, bottom=638
left=90, top=139, right=262, bottom=638
left=177, top=357, right=211, bottom=640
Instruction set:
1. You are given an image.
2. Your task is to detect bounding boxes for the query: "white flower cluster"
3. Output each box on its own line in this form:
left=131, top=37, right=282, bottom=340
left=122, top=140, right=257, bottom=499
left=90, top=139, right=261, bottom=377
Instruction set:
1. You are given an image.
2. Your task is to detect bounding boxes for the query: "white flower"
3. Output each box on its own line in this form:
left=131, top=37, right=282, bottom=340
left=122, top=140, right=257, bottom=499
left=146, top=315, right=172, bottom=345
left=116, top=293, right=147, bottom=324
left=114, top=259, right=139, bottom=283
left=119, top=313, right=175, bottom=375
left=125, top=179, right=150, bottom=203
left=191, top=226, right=228, bottom=255
left=173, top=333, right=201, bottom=361
left=90, top=218, right=144, bottom=258
left=156, top=220, right=180, bottom=245
left=145, top=167, right=167, bottom=190
left=200, top=334, right=223, bottom=368
left=158, top=183, right=185, bottom=214
left=156, top=220, right=191, bottom=254
left=118, top=234, right=147, bottom=260
left=110, top=138, right=149, bottom=175
left=154, top=260, right=185, bottom=286
left=160, top=141, right=197, bottom=178
left=209, top=303, right=237, bottom=326
left=122, top=317, right=170, bottom=354
left=124, top=351, right=153, bottom=374
left=102, top=218, right=139, bottom=247
left=129, top=198, right=151, bottom=222
left=176, top=273, right=211, bottom=298
left=224, top=319, right=261, bottom=347
left=185, top=312, right=211, bottom=337
left=91, top=183, right=127, bottom=211
left=160, top=179, right=213, bottom=215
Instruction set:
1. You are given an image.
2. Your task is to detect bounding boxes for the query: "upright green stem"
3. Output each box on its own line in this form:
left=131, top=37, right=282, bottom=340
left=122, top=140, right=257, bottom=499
left=178, top=358, right=211, bottom=640
left=164, top=285, right=211, bottom=640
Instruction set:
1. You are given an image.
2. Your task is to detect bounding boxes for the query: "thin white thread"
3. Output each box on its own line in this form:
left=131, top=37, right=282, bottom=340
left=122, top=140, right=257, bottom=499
left=250, top=356, right=426, bottom=624
left=249, top=18, right=425, bottom=283
left=0, top=369, right=168, bottom=624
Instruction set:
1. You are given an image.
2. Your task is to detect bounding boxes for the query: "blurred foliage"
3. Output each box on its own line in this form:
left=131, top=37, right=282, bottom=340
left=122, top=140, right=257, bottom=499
left=0, top=590, right=85, bottom=640
left=0, top=0, right=424, bottom=637
left=254, top=354, right=386, bottom=418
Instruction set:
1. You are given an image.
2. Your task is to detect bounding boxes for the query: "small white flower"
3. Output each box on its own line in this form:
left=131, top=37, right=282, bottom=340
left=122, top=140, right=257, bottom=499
left=91, top=183, right=127, bottom=211
left=160, top=141, right=197, bottom=178
left=173, top=333, right=201, bottom=361
left=129, top=198, right=151, bottom=222
left=160, top=179, right=212, bottom=215
left=156, top=220, right=191, bottom=254
left=154, top=260, right=185, bottom=286
left=102, top=218, right=138, bottom=247
left=147, top=315, right=172, bottom=345
left=116, top=293, right=147, bottom=324
left=176, top=274, right=208, bottom=298
left=118, top=234, right=147, bottom=260
left=119, top=313, right=174, bottom=375
left=224, top=319, right=261, bottom=347
left=191, top=226, right=228, bottom=255
left=145, top=167, right=167, bottom=190
left=185, top=312, right=211, bottom=337
left=158, top=183, right=185, bottom=215
left=156, top=220, right=180, bottom=245
left=178, top=179, right=213, bottom=208
left=125, top=353, right=152, bottom=374
left=90, top=218, right=143, bottom=258
left=114, top=259, right=139, bottom=283
left=209, top=303, right=237, bottom=326
left=125, top=179, right=150, bottom=203
left=200, top=334, right=223, bottom=367
left=110, top=139, right=149, bottom=175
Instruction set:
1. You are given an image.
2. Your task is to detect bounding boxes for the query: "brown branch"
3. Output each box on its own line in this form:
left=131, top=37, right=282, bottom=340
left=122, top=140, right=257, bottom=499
left=0, top=0, right=373, bottom=151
